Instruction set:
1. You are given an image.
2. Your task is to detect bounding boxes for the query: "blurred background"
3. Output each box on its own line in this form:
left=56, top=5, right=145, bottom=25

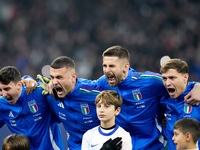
left=0, top=0, right=200, bottom=81
left=0, top=0, right=200, bottom=149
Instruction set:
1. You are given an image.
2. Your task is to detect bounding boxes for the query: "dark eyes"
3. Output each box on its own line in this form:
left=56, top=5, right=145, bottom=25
left=162, top=77, right=175, bottom=80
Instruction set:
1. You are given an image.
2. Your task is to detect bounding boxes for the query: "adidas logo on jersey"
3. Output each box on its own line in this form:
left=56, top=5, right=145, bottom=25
left=166, top=105, right=171, bottom=110
left=58, top=102, right=64, bottom=109
left=9, top=111, right=14, bottom=117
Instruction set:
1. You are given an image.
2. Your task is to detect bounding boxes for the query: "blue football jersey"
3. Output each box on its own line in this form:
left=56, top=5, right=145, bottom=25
left=96, top=67, right=167, bottom=150
left=160, top=82, right=200, bottom=150
left=47, top=78, right=102, bottom=150
left=0, top=86, right=64, bottom=150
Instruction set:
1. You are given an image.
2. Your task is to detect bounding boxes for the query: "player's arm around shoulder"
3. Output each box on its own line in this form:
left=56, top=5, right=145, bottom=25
left=184, top=82, right=200, bottom=106
left=27, top=83, right=50, bottom=108
left=143, top=71, right=167, bottom=98
left=21, top=75, right=38, bottom=94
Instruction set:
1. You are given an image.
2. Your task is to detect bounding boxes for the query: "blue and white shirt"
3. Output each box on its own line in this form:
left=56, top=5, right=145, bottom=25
left=82, top=124, right=132, bottom=150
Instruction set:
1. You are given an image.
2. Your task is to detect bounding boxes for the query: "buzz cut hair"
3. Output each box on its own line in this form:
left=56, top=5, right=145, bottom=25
left=51, top=56, right=75, bottom=70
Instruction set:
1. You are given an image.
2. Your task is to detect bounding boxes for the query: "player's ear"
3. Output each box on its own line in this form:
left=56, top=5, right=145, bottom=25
left=124, top=62, right=130, bottom=71
left=183, top=73, right=189, bottom=83
left=122, top=62, right=130, bottom=77
left=185, top=132, right=192, bottom=142
left=72, top=72, right=77, bottom=82
left=115, top=107, right=121, bottom=116
left=17, top=81, right=22, bottom=89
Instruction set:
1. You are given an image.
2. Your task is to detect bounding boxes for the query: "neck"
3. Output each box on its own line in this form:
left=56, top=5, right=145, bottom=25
left=100, top=119, right=115, bottom=129
left=73, top=78, right=77, bottom=90
left=101, top=124, right=116, bottom=130
left=184, top=142, right=197, bottom=150
left=121, top=68, right=129, bottom=83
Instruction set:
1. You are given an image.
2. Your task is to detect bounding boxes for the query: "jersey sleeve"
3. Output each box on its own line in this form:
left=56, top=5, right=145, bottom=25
left=188, top=81, right=198, bottom=88
left=92, top=75, right=107, bottom=90
left=21, top=75, right=35, bottom=80
left=143, top=71, right=168, bottom=99
left=46, top=95, right=61, bottom=123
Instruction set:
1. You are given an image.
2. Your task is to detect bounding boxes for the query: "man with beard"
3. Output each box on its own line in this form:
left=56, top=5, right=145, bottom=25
left=25, top=46, right=200, bottom=150
left=95, top=45, right=167, bottom=149
left=47, top=56, right=103, bottom=150
left=0, top=66, right=64, bottom=150
left=93, top=45, right=200, bottom=149
left=23, top=56, right=125, bottom=150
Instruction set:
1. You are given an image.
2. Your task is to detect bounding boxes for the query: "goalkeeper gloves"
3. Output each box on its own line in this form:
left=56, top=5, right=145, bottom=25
left=100, top=137, right=122, bottom=150
left=36, top=74, right=50, bottom=95
left=36, top=74, right=62, bottom=101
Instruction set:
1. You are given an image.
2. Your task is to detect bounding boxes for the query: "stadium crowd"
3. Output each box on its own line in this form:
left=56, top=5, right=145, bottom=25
left=0, top=0, right=200, bottom=80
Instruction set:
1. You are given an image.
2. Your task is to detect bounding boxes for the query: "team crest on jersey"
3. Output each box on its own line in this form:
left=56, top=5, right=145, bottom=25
left=81, top=103, right=90, bottom=115
left=184, top=103, right=192, bottom=114
left=28, top=100, right=38, bottom=113
left=132, top=89, right=142, bottom=101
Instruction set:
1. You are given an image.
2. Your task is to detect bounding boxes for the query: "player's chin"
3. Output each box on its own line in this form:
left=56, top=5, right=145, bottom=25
left=108, top=82, right=118, bottom=87
left=59, top=95, right=65, bottom=99
left=57, top=93, right=65, bottom=98
left=60, top=91, right=68, bottom=98
left=108, top=83, right=113, bottom=87
left=8, top=99, right=16, bottom=105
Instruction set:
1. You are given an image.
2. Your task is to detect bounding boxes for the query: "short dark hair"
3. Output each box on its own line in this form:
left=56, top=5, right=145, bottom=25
left=51, top=56, right=75, bottom=69
left=0, top=66, right=21, bottom=85
left=2, top=134, right=30, bottom=150
left=174, top=118, right=200, bottom=143
left=95, top=90, right=123, bottom=109
left=160, top=59, right=188, bottom=74
left=102, top=45, right=130, bottom=63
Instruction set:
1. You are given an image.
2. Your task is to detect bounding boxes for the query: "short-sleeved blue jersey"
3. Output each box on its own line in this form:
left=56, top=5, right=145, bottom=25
left=160, top=81, right=200, bottom=150
left=0, top=86, right=64, bottom=150
left=96, top=68, right=167, bottom=150
left=47, top=78, right=101, bottom=150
